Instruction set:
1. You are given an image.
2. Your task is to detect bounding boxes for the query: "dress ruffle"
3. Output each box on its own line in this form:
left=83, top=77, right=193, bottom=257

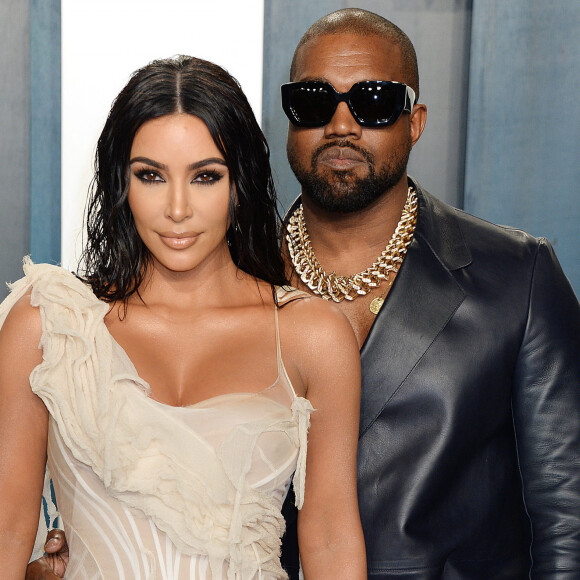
left=3, top=259, right=314, bottom=579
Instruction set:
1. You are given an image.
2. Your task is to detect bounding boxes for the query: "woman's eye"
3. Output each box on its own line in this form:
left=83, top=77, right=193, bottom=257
left=193, top=171, right=223, bottom=185
left=136, top=170, right=163, bottom=183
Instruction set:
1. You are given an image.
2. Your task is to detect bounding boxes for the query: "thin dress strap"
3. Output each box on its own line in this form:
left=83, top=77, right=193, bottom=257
left=273, top=286, right=310, bottom=395
left=274, top=304, right=284, bottom=377
left=273, top=287, right=315, bottom=509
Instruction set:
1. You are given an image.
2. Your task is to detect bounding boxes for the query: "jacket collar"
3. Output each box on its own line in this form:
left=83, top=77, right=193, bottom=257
left=409, top=176, right=471, bottom=271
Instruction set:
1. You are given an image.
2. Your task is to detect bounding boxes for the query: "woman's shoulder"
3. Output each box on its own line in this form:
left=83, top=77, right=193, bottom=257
left=0, top=289, right=42, bottom=344
left=275, top=288, right=360, bottom=403
left=0, top=259, right=56, bottom=333
left=21, top=259, right=88, bottom=292
left=3, top=258, right=88, bottom=300
left=276, top=288, right=355, bottom=345
left=1, top=259, right=105, bottom=337
left=21, top=259, right=101, bottom=309
left=0, top=270, right=44, bottom=380
left=0, top=289, right=44, bottom=409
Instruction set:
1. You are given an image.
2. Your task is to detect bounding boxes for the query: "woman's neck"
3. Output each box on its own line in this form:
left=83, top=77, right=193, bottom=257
left=134, top=251, right=248, bottom=313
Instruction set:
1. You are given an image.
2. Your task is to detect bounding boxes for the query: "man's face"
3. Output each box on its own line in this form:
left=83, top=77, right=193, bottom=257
left=287, top=33, right=414, bottom=213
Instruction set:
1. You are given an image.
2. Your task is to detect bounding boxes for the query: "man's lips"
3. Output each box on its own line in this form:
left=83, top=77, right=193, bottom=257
left=316, top=146, right=367, bottom=169
left=158, top=231, right=199, bottom=249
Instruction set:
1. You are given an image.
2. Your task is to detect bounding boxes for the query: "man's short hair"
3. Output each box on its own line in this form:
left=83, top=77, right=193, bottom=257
left=290, top=8, right=420, bottom=99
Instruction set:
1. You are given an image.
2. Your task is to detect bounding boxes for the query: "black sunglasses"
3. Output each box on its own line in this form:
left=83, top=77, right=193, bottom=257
left=281, top=80, right=416, bottom=128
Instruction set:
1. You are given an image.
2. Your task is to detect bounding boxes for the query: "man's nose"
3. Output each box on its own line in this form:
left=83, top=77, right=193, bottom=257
left=323, top=101, right=362, bottom=139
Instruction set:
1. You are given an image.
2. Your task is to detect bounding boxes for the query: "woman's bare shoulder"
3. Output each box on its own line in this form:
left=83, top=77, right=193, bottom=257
left=278, top=292, right=356, bottom=349
left=0, top=291, right=44, bottom=388
left=0, top=290, right=42, bottom=346
left=278, top=291, right=360, bottom=403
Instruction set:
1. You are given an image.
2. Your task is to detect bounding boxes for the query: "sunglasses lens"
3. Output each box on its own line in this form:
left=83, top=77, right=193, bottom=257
left=350, top=83, right=404, bottom=126
left=287, top=84, right=335, bottom=126
left=282, top=81, right=411, bottom=127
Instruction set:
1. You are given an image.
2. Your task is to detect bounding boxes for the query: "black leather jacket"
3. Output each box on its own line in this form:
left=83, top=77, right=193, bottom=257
left=281, top=179, right=580, bottom=579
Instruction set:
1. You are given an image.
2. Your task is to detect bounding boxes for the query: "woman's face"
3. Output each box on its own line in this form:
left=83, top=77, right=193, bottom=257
left=128, top=113, right=232, bottom=276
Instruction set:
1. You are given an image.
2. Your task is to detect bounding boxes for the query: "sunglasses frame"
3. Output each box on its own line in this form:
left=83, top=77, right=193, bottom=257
left=281, top=80, right=416, bottom=128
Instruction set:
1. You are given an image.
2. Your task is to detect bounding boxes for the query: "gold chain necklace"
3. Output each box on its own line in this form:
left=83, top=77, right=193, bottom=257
left=286, top=187, right=418, bottom=308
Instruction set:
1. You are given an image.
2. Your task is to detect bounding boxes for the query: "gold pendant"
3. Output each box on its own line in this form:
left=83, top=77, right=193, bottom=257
left=369, top=296, right=384, bottom=315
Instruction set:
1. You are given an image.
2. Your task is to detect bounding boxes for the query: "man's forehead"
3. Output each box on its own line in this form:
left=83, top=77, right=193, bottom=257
left=293, top=33, right=405, bottom=86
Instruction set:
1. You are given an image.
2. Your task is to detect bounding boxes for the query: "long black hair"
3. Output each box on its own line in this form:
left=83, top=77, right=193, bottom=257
left=80, top=55, right=287, bottom=301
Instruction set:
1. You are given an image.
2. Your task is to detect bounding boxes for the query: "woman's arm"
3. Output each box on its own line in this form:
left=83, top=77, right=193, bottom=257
left=283, top=298, right=366, bottom=579
left=0, top=294, right=49, bottom=577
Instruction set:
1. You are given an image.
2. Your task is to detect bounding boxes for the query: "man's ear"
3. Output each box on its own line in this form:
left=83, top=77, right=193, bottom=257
left=409, top=103, right=427, bottom=148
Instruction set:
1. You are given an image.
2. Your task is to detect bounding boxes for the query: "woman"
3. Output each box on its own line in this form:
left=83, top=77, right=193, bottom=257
left=0, top=56, right=365, bottom=578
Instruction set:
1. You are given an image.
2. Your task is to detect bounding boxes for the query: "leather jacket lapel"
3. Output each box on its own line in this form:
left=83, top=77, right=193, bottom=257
left=358, top=185, right=469, bottom=438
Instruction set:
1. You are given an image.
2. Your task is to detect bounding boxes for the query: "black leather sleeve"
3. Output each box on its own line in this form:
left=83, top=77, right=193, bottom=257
left=512, top=239, right=580, bottom=578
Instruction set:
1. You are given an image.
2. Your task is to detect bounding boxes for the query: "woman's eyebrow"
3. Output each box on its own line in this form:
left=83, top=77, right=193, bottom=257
left=129, top=156, right=167, bottom=169
left=129, top=156, right=227, bottom=171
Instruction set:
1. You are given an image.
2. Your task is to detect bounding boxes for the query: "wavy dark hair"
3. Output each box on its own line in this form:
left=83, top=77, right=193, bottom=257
left=80, top=55, right=287, bottom=302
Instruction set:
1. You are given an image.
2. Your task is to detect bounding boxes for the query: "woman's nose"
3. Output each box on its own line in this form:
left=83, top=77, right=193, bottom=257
left=165, top=183, right=193, bottom=222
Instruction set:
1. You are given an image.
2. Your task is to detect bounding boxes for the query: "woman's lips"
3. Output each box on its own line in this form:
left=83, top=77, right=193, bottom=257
left=158, top=232, right=199, bottom=249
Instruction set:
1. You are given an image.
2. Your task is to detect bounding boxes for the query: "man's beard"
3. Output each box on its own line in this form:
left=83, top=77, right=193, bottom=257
left=288, top=139, right=410, bottom=213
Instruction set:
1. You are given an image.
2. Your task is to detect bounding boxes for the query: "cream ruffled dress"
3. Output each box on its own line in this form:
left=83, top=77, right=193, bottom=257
left=0, top=261, right=313, bottom=579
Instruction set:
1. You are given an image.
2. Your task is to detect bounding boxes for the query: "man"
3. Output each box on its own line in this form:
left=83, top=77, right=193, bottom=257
left=278, top=8, right=580, bottom=579
left=28, top=8, right=580, bottom=579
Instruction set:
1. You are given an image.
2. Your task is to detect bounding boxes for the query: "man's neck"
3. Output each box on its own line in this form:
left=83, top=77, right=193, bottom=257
left=300, top=177, right=410, bottom=277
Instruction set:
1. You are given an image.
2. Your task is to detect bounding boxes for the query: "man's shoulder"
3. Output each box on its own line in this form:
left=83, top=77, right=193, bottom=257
left=414, top=180, right=543, bottom=265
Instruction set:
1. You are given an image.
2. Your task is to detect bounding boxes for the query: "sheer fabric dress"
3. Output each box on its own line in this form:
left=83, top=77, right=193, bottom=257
left=0, top=261, right=313, bottom=579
